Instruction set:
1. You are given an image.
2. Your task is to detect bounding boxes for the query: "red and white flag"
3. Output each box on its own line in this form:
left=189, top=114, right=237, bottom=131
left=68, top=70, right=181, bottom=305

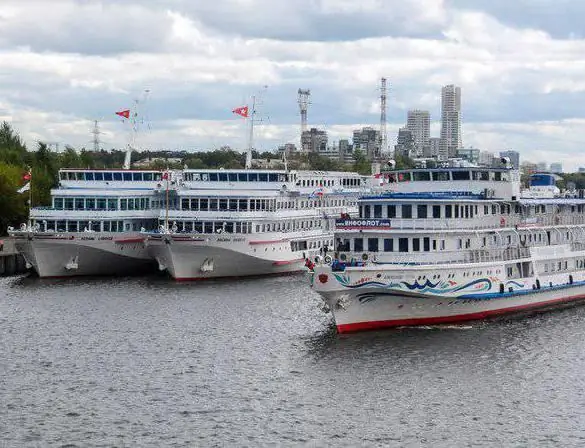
left=23, top=170, right=31, bottom=181
left=162, top=171, right=169, bottom=180
left=115, top=109, right=130, bottom=119
left=232, top=106, right=249, bottom=118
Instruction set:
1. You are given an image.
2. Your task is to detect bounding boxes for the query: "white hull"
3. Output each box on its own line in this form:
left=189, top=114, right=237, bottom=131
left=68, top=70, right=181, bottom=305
left=146, top=233, right=323, bottom=280
left=12, top=232, right=156, bottom=278
left=312, top=264, right=585, bottom=333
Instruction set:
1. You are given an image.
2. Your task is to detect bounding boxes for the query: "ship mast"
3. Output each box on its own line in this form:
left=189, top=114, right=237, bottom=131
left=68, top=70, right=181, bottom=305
left=246, top=94, right=256, bottom=170
left=123, top=89, right=150, bottom=170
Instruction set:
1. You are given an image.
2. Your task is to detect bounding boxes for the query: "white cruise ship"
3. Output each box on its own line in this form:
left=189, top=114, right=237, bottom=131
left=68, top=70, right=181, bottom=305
left=9, top=169, right=167, bottom=277
left=311, top=164, right=585, bottom=333
left=145, top=169, right=369, bottom=280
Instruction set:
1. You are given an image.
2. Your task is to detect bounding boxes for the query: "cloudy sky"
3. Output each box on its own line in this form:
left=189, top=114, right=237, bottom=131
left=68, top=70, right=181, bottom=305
left=2, top=0, right=585, bottom=169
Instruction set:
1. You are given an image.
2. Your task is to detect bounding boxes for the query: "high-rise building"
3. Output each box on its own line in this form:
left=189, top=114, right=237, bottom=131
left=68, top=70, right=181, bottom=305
left=440, top=84, right=462, bottom=159
left=499, top=150, right=520, bottom=169
left=427, top=137, right=441, bottom=159
left=406, top=110, right=430, bottom=157
left=353, top=127, right=381, bottom=160
left=394, top=128, right=415, bottom=158
left=537, top=161, right=548, bottom=172
left=479, top=151, right=496, bottom=167
left=301, top=128, right=328, bottom=153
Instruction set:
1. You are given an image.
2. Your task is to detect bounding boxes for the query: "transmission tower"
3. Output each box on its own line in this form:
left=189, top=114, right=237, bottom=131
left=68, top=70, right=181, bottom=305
left=297, top=89, right=311, bottom=152
left=380, top=77, right=388, bottom=158
left=92, top=120, right=101, bottom=152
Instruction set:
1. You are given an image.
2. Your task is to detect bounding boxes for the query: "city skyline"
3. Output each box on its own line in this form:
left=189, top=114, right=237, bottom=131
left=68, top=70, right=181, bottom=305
left=3, top=1, right=585, bottom=170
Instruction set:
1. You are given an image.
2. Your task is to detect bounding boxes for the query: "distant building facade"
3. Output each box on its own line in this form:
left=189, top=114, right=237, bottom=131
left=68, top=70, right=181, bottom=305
left=406, top=109, right=430, bottom=157
left=440, top=84, right=462, bottom=159
left=394, top=128, right=415, bottom=158
left=456, top=148, right=480, bottom=164
left=301, top=128, right=328, bottom=153
left=550, top=162, right=563, bottom=174
left=353, top=127, right=381, bottom=160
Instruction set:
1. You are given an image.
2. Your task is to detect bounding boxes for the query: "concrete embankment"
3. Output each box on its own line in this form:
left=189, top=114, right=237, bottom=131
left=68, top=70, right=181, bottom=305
left=0, top=238, right=28, bottom=276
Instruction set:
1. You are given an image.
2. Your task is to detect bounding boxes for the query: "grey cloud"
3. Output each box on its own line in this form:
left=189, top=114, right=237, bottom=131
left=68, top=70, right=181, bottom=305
left=446, top=0, right=585, bottom=39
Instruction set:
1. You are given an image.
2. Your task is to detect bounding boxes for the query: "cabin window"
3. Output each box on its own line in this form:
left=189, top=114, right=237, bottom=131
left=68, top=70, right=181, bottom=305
left=494, top=172, right=502, bottom=181
left=247, top=173, right=257, bottom=182
left=97, top=198, right=106, bottom=210
left=182, top=199, right=190, bottom=210
left=363, top=205, right=371, bottom=218
left=54, top=198, right=64, bottom=209
left=75, top=198, right=85, bottom=210
left=142, top=173, right=153, bottom=181
left=423, top=237, right=430, bottom=251
left=399, top=238, right=409, bottom=253
left=354, top=238, right=364, bottom=252
left=368, top=238, right=379, bottom=252
left=86, top=199, right=96, bottom=210
left=238, top=173, right=247, bottom=182
left=413, top=171, right=431, bottom=181
left=219, top=199, right=228, bottom=211
left=402, top=204, right=412, bottom=219
left=200, top=199, right=209, bottom=211
left=412, top=238, right=420, bottom=252
left=417, top=205, right=427, bottom=219
left=239, top=199, right=248, bottom=211
left=433, top=171, right=450, bottom=181
left=433, top=205, right=441, bottom=219
left=228, top=173, right=238, bottom=182
left=384, top=239, right=393, bottom=252
left=217, top=173, right=227, bottom=182
left=259, top=173, right=268, bottom=182
left=229, top=199, right=238, bottom=211
left=454, top=206, right=460, bottom=219
left=94, top=172, right=103, bottom=181
left=108, top=199, right=117, bottom=210
left=445, top=205, right=452, bottom=218
left=452, top=171, right=470, bottom=181
left=374, top=205, right=382, bottom=218
left=84, top=172, right=94, bottom=181
left=269, top=173, right=279, bottom=182
left=387, top=205, right=396, bottom=218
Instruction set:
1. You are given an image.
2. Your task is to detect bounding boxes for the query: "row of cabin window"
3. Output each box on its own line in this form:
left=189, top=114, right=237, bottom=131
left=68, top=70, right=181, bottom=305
left=174, top=219, right=322, bottom=233
left=543, top=260, right=569, bottom=273
left=53, top=197, right=151, bottom=211
left=32, top=219, right=156, bottom=232
left=298, top=178, right=361, bottom=187
left=180, top=197, right=349, bottom=212
left=60, top=171, right=162, bottom=182
left=183, top=172, right=288, bottom=183
left=337, top=237, right=446, bottom=253
left=386, top=170, right=507, bottom=182
left=291, top=239, right=334, bottom=252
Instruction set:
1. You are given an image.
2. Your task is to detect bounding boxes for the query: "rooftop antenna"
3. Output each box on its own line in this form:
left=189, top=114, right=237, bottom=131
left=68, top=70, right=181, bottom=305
left=380, top=77, right=388, bottom=159
left=123, top=88, right=151, bottom=170
left=92, top=120, right=101, bottom=152
left=298, top=89, right=311, bottom=152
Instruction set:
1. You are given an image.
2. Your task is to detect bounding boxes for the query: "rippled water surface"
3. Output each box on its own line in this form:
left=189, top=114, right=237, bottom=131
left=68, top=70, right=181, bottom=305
left=2, top=273, right=585, bottom=447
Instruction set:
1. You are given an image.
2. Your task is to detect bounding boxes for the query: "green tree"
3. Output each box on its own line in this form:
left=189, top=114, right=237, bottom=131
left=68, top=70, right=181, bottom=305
left=352, top=150, right=371, bottom=175
left=0, top=162, right=28, bottom=233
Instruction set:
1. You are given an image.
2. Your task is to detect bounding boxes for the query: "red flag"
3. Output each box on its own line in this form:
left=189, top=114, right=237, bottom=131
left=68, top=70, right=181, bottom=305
left=23, top=171, right=31, bottom=181
left=232, top=106, right=249, bottom=118
left=116, top=109, right=130, bottom=119
left=162, top=172, right=169, bottom=180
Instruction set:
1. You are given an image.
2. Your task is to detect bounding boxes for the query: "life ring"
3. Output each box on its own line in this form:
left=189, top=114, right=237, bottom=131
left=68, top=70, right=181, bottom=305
left=500, top=217, right=506, bottom=227
left=362, top=253, right=369, bottom=261
left=324, top=255, right=332, bottom=264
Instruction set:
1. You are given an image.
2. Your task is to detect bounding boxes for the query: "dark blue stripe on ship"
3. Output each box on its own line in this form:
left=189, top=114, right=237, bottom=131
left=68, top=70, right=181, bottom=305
left=458, top=279, right=585, bottom=300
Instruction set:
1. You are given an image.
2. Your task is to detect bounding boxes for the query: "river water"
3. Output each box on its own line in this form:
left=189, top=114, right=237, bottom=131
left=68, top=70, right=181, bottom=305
left=2, top=273, right=585, bottom=447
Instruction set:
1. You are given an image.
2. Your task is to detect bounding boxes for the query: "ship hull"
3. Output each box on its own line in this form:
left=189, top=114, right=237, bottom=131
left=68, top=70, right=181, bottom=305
left=312, top=266, right=585, bottom=333
left=12, top=233, right=156, bottom=278
left=146, top=234, right=315, bottom=281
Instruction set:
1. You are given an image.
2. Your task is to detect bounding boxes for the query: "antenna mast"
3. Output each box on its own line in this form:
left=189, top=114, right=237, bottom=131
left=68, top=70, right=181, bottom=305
left=246, top=95, right=256, bottom=169
left=380, top=77, right=388, bottom=158
left=298, top=89, right=311, bottom=152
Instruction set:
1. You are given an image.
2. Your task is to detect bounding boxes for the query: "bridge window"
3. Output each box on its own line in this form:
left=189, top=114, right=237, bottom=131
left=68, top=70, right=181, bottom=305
left=433, top=171, right=450, bottom=181
left=94, top=172, right=104, bottom=181
left=368, top=238, right=379, bottom=252
left=108, top=199, right=117, bottom=210
left=363, top=205, right=371, bottom=218
left=75, top=198, right=85, bottom=210
left=143, top=173, right=153, bottom=181
left=86, top=199, right=96, bottom=210
left=85, top=172, right=94, bottom=181
left=384, top=238, right=394, bottom=252
left=209, top=173, right=218, bottom=182
left=219, top=173, right=228, bottom=182
left=387, top=205, right=396, bottom=218
left=238, top=173, right=247, bottom=182
left=123, top=172, right=132, bottom=181
left=259, top=173, right=268, bottom=182
left=433, top=205, right=441, bottom=218
left=182, top=198, right=190, bottom=210
left=402, top=204, right=412, bottom=219
left=417, top=205, right=427, bottom=219
left=452, top=171, right=470, bottom=181
left=114, top=172, right=123, bottom=181
left=64, top=198, right=74, bottom=210
left=229, top=173, right=238, bottom=182
left=54, top=198, right=64, bottom=209
left=354, top=238, right=363, bottom=252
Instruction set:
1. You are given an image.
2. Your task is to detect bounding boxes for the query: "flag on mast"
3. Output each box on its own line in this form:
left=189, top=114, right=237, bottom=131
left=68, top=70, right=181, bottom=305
left=116, top=109, right=131, bottom=119
left=23, top=170, right=31, bottom=181
left=232, top=106, right=249, bottom=118
left=17, top=182, right=30, bottom=194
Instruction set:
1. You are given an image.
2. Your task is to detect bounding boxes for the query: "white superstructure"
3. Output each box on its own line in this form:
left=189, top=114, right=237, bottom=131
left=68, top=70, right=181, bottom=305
left=9, top=169, right=166, bottom=277
left=311, top=167, right=585, bottom=333
left=145, top=169, right=369, bottom=281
